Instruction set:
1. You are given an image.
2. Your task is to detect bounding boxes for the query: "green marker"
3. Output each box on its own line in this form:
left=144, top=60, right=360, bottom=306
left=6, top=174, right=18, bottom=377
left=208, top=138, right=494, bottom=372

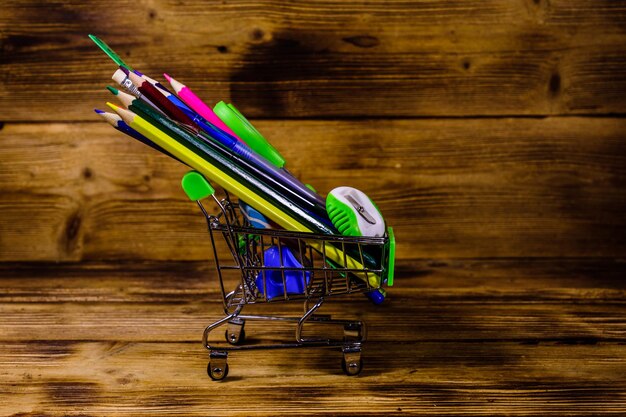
left=88, top=34, right=133, bottom=70
left=214, top=101, right=286, bottom=169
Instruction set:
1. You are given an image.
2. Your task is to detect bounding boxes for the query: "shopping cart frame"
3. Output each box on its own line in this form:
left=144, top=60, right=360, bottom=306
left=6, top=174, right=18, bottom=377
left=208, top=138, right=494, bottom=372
left=182, top=171, right=395, bottom=380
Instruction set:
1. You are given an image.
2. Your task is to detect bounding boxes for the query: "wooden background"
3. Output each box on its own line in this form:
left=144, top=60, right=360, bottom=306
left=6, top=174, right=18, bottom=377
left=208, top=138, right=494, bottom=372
left=1, top=0, right=626, bottom=415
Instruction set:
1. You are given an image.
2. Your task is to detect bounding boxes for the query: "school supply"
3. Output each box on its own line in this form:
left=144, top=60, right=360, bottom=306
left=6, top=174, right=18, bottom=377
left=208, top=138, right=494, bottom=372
left=213, top=101, right=286, bottom=168
left=164, top=74, right=243, bottom=141
left=327, top=186, right=386, bottom=237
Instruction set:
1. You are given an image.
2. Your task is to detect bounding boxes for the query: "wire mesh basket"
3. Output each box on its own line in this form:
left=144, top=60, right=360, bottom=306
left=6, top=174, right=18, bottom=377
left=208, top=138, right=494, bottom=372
left=182, top=171, right=395, bottom=379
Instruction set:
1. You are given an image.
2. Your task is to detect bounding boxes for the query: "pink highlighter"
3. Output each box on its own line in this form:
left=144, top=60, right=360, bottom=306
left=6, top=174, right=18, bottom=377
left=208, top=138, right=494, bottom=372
left=163, top=73, right=244, bottom=143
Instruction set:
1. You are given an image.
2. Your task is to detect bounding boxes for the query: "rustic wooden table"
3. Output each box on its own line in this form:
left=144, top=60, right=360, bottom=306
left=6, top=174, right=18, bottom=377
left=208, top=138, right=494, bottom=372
left=1, top=259, right=625, bottom=415
left=2, top=0, right=626, bottom=415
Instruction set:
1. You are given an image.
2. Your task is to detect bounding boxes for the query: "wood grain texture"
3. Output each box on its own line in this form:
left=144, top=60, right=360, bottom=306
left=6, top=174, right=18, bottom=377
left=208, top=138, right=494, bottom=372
left=2, top=258, right=625, bottom=304
left=1, top=341, right=625, bottom=416
left=0, top=259, right=624, bottom=343
left=2, top=117, right=626, bottom=261
left=2, top=1, right=626, bottom=414
left=0, top=259, right=624, bottom=415
left=2, top=0, right=626, bottom=120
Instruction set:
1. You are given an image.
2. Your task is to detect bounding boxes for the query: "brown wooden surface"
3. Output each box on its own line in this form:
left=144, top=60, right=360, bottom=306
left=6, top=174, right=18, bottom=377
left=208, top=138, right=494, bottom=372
left=0, top=259, right=625, bottom=415
left=2, top=117, right=626, bottom=261
left=2, top=1, right=626, bottom=120
left=2, top=0, right=626, bottom=415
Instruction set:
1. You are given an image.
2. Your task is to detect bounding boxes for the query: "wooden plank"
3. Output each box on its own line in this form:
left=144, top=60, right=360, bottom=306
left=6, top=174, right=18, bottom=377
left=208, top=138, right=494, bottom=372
left=1, top=341, right=625, bottom=416
left=1, top=259, right=625, bottom=304
left=2, top=1, right=626, bottom=120
left=0, top=259, right=624, bottom=343
left=0, top=259, right=623, bottom=345
left=0, top=259, right=624, bottom=414
left=1, top=117, right=626, bottom=261
left=2, top=300, right=624, bottom=343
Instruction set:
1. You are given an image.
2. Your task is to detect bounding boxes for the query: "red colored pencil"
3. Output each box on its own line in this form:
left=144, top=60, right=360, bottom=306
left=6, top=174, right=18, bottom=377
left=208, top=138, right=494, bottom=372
left=127, top=70, right=197, bottom=129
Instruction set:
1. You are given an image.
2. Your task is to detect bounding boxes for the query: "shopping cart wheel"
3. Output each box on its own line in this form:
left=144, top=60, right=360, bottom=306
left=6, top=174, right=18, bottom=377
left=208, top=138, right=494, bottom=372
left=225, top=328, right=246, bottom=345
left=208, top=352, right=229, bottom=381
left=341, top=347, right=363, bottom=376
left=225, top=319, right=246, bottom=345
left=341, top=357, right=363, bottom=376
left=208, top=362, right=229, bottom=381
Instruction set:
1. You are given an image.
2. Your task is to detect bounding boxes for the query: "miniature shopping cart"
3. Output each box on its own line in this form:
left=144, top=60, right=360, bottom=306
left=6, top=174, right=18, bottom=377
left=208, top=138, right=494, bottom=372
left=182, top=171, right=395, bottom=380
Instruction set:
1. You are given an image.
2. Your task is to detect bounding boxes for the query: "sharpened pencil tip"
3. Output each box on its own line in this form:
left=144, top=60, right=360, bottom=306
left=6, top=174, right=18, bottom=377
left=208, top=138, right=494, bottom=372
left=95, top=109, right=122, bottom=127
left=115, top=89, right=136, bottom=107
left=164, top=73, right=184, bottom=93
left=106, top=85, right=119, bottom=95
left=94, top=109, right=104, bottom=114
left=106, top=102, right=121, bottom=111
left=163, top=73, right=172, bottom=82
left=127, top=70, right=143, bottom=85
left=107, top=102, right=135, bottom=124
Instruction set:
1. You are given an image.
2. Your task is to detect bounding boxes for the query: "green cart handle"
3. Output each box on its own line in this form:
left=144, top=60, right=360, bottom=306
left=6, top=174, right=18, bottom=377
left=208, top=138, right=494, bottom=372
left=181, top=170, right=215, bottom=201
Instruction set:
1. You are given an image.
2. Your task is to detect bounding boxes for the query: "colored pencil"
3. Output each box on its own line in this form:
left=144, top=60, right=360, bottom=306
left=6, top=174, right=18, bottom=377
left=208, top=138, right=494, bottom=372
left=107, top=103, right=379, bottom=286
left=108, top=102, right=324, bottom=232
left=110, top=88, right=331, bottom=224
left=88, top=34, right=132, bottom=70
left=111, top=69, right=165, bottom=115
left=132, top=69, right=171, bottom=92
left=109, top=85, right=328, bottom=219
left=138, top=72, right=192, bottom=112
left=163, top=73, right=243, bottom=142
left=127, top=70, right=198, bottom=128
left=95, top=109, right=181, bottom=163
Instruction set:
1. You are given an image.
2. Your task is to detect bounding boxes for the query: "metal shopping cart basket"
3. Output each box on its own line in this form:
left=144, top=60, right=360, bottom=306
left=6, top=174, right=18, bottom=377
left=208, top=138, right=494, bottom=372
left=182, top=171, right=395, bottom=380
